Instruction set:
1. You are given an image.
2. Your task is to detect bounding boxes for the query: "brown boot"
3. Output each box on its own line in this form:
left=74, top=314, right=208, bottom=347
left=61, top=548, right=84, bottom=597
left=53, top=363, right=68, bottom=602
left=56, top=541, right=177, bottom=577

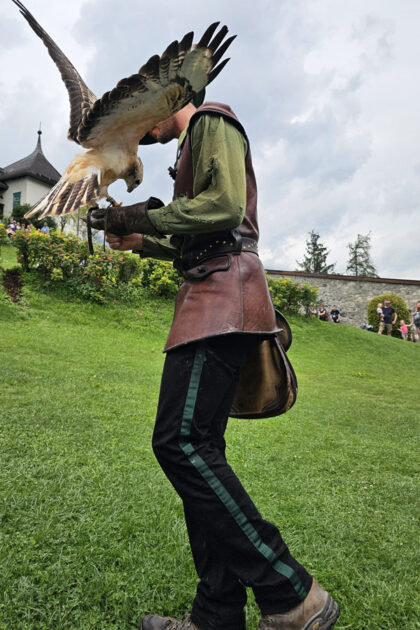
left=141, top=614, right=201, bottom=630
left=258, top=580, right=340, bottom=630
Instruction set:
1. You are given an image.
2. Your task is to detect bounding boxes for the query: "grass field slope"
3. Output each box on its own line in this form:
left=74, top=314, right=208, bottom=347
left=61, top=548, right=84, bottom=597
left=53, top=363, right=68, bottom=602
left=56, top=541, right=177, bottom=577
left=1, top=266, right=419, bottom=629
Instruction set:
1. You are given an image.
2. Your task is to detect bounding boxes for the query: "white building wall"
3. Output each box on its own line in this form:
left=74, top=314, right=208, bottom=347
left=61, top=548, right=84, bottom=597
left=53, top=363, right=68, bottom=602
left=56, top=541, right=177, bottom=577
left=1, top=176, right=52, bottom=215
left=26, top=177, right=52, bottom=206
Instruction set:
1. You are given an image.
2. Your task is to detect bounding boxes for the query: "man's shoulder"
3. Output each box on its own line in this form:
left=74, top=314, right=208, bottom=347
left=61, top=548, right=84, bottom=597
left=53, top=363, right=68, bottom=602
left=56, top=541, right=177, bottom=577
left=192, top=102, right=244, bottom=128
left=189, top=102, right=248, bottom=142
left=197, top=101, right=236, bottom=116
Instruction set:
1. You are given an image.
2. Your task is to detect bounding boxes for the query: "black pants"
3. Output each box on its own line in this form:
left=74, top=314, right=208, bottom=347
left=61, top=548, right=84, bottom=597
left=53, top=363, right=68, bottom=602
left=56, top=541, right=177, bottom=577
left=152, top=334, right=312, bottom=630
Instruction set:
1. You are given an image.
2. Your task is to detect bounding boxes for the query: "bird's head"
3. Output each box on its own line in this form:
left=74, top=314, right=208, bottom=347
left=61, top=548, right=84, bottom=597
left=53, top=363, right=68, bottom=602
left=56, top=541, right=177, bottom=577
left=124, top=157, right=144, bottom=193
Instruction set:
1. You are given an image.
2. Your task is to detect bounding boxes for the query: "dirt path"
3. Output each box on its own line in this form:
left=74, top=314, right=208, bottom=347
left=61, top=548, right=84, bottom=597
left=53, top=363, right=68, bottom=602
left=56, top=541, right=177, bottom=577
left=2, top=268, right=22, bottom=302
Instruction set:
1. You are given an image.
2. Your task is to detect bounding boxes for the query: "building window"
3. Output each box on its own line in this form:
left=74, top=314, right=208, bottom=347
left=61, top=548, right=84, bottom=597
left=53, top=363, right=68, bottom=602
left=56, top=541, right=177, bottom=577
left=13, top=192, right=21, bottom=208
left=0, top=203, right=4, bottom=219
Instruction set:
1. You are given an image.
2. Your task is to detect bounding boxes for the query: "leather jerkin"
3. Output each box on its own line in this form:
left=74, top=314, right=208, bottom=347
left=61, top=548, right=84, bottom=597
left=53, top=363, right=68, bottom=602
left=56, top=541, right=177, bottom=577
left=164, top=102, right=298, bottom=418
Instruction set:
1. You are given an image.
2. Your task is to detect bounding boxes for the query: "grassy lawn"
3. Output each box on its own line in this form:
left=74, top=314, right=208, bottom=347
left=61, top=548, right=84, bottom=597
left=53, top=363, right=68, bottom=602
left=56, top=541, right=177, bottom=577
left=1, top=274, right=419, bottom=629
left=0, top=242, right=18, bottom=268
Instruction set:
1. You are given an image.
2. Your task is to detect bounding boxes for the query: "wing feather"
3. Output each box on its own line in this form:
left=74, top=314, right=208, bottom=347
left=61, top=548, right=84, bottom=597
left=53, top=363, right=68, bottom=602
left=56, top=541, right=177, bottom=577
left=211, top=35, right=237, bottom=67
left=207, top=58, right=231, bottom=86
left=11, top=0, right=97, bottom=143
left=208, top=25, right=229, bottom=53
left=160, top=40, right=179, bottom=84
left=197, top=22, right=221, bottom=48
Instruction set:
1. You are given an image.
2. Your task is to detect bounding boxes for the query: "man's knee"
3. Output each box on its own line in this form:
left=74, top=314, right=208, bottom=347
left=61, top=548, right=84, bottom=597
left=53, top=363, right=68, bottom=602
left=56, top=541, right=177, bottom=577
left=152, top=426, right=183, bottom=470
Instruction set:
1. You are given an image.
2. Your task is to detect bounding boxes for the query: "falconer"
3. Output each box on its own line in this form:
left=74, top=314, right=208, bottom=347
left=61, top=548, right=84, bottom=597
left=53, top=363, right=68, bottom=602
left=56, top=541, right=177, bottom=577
left=90, top=89, right=340, bottom=630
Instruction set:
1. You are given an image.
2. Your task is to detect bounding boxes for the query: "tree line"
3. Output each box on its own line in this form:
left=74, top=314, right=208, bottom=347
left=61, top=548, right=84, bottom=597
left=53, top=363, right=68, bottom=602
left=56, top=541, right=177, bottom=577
left=296, top=230, right=378, bottom=277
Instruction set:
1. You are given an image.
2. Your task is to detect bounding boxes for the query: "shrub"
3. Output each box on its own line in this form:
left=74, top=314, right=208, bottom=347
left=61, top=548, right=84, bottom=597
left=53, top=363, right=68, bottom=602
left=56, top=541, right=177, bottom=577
left=13, top=229, right=181, bottom=303
left=267, top=275, right=318, bottom=314
left=367, top=293, right=411, bottom=338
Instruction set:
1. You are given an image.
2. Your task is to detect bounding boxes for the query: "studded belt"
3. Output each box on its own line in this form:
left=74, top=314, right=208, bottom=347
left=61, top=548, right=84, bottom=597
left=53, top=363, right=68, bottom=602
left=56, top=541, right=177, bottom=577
left=174, top=232, right=258, bottom=274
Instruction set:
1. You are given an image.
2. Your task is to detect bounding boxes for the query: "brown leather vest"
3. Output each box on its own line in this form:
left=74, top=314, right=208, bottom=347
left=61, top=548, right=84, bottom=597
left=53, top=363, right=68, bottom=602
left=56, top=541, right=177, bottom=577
left=163, top=103, right=297, bottom=419
left=164, top=102, right=278, bottom=352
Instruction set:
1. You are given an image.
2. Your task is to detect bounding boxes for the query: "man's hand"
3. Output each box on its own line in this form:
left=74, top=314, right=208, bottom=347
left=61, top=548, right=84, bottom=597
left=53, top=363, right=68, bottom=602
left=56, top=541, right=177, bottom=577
left=106, top=233, right=143, bottom=251
left=83, top=197, right=164, bottom=236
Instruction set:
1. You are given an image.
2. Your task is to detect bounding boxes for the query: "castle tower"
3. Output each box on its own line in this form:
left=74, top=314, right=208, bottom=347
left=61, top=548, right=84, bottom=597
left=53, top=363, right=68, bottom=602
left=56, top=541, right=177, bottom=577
left=0, top=128, right=60, bottom=218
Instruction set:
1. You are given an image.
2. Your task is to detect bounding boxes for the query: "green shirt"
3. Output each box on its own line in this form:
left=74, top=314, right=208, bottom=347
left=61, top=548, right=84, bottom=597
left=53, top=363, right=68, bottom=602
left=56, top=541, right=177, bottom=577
left=142, top=114, right=248, bottom=260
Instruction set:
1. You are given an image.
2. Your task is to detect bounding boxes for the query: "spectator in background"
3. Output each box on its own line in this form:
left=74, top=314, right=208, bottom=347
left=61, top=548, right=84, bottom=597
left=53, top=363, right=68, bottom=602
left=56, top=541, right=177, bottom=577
left=410, top=302, right=420, bottom=343
left=378, top=299, right=397, bottom=336
left=318, top=305, right=329, bottom=321
left=398, top=320, right=409, bottom=341
left=41, top=222, right=50, bottom=234
left=6, top=220, right=16, bottom=236
left=376, top=302, right=384, bottom=322
left=330, top=305, right=341, bottom=323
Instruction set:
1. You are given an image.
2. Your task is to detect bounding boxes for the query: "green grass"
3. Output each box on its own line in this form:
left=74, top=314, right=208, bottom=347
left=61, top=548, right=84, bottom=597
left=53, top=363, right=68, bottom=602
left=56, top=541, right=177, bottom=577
left=0, top=242, right=18, bottom=268
left=1, top=275, right=419, bottom=630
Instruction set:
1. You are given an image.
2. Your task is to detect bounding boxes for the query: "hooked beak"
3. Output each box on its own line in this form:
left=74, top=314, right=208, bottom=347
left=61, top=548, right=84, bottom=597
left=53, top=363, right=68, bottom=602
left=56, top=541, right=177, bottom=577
left=127, top=179, right=141, bottom=193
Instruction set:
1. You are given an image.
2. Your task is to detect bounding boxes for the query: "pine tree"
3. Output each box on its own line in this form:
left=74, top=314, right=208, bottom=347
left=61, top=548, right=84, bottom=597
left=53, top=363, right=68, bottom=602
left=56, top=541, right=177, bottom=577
left=296, top=230, right=336, bottom=274
left=346, top=233, right=378, bottom=277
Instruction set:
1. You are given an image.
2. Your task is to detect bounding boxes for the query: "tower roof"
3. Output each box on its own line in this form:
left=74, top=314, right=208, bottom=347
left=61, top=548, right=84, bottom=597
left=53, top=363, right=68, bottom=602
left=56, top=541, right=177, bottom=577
left=0, top=130, right=61, bottom=186
left=0, top=168, right=8, bottom=192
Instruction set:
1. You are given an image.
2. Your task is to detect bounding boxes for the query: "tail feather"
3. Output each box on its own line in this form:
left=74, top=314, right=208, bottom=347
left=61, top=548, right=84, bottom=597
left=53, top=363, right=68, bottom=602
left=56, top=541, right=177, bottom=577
left=25, top=174, right=100, bottom=219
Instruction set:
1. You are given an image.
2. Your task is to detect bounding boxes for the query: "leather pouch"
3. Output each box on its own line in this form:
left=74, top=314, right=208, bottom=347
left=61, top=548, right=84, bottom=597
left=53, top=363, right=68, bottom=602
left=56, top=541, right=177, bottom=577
left=230, top=311, right=297, bottom=419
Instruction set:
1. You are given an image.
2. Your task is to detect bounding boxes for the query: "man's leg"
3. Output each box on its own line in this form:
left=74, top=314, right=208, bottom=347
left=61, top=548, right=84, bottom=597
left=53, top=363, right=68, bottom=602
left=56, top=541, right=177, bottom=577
left=184, top=507, right=247, bottom=630
left=149, top=335, right=312, bottom=630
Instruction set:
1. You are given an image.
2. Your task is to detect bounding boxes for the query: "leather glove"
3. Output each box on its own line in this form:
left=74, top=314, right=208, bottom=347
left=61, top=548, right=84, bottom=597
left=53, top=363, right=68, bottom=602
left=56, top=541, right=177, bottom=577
left=85, top=197, right=164, bottom=237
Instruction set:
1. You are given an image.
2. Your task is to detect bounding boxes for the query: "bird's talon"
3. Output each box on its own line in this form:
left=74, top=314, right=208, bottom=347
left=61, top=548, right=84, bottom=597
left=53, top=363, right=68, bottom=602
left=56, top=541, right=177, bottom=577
left=106, top=196, right=122, bottom=207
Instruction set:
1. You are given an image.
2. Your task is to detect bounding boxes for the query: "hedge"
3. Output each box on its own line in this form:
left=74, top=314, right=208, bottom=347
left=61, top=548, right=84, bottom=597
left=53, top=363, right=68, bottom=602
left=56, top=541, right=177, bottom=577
left=13, top=229, right=180, bottom=303
left=267, top=275, right=318, bottom=314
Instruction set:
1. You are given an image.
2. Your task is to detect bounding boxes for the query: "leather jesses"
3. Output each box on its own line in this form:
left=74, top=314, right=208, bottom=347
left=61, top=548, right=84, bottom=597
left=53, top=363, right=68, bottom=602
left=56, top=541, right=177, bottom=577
left=165, top=102, right=297, bottom=418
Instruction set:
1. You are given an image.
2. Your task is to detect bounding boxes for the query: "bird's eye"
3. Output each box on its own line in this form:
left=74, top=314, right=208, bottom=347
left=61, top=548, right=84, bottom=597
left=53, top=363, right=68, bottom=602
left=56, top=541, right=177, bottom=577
left=135, top=179, right=141, bottom=185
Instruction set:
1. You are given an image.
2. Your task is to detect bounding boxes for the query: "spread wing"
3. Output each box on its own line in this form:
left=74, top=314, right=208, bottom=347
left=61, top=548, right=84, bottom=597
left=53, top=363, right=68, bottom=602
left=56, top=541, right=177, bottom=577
left=12, top=1, right=235, bottom=151
left=11, top=0, right=97, bottom=143
left=77, top=22, right=236, bottom=147
left=14, top=2, right=235, bottom=220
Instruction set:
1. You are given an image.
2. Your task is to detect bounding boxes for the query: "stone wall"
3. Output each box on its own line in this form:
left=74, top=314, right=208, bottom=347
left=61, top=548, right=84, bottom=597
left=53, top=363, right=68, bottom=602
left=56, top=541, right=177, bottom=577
left=267, top=270, right=420, bottom=327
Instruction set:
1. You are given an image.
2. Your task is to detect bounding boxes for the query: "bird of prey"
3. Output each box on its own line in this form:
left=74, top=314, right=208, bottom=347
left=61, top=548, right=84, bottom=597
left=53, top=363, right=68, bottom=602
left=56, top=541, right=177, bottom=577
left=11, top=0, right=235, bottom=219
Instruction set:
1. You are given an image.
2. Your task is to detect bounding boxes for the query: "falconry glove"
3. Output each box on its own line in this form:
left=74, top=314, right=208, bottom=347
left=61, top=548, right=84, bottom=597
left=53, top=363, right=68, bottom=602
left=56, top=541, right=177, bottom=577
left=88, top=197, right=164, bottom=237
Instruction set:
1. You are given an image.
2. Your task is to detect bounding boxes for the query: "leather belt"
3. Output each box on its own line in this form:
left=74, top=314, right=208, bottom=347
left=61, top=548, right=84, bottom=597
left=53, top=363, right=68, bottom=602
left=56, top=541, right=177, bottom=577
left=174, top=232, right=258, bottom=273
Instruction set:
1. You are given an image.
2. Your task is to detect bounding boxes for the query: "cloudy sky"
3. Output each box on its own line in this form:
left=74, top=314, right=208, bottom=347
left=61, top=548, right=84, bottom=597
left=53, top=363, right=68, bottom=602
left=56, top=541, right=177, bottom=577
left=1, top=0, right=419, bottom=279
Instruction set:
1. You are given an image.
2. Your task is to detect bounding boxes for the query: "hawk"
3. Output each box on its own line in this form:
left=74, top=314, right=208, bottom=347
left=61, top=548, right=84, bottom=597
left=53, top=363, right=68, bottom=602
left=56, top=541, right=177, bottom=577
left=11, top=0, right=235, bottom=219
